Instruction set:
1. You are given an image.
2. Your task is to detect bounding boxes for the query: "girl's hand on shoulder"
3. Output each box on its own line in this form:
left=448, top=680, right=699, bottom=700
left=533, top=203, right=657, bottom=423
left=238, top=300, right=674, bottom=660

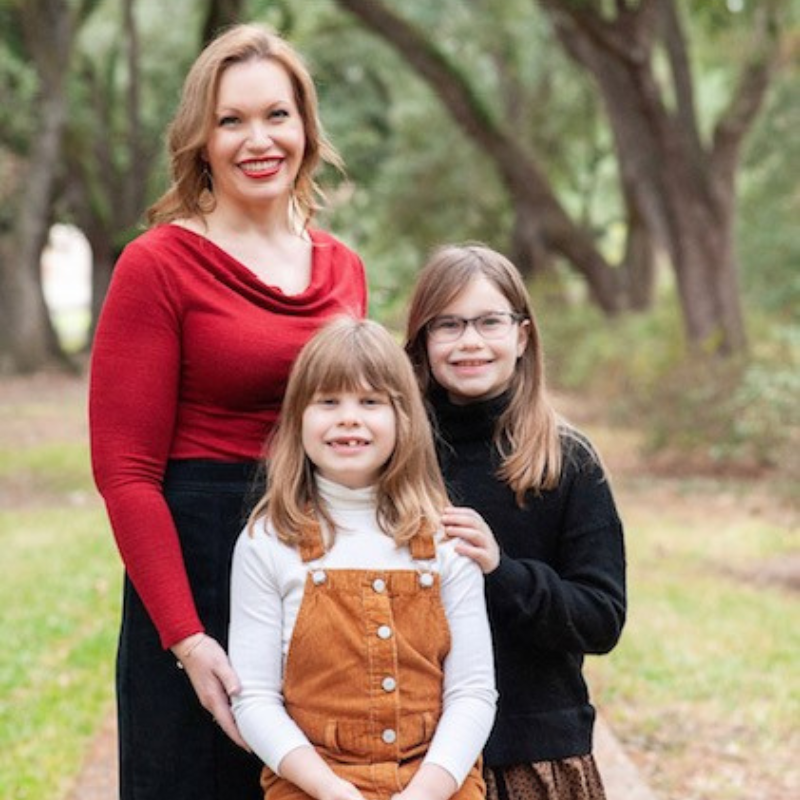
left=442, top=506, right=500, bottom=574
left=171, top=633, right=250, bottom=750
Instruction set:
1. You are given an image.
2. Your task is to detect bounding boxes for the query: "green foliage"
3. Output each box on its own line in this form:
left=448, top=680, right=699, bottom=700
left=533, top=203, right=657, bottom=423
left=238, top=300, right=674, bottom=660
left=738, top=71, right=800, bottom=317
left=0, top=39, right=37, bottom=154
left=539, top=285, right=800, bottom=486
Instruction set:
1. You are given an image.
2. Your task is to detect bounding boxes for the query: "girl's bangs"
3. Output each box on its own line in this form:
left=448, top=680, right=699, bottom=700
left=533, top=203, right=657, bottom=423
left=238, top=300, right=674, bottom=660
left=305, top=341, right=400, bottom=397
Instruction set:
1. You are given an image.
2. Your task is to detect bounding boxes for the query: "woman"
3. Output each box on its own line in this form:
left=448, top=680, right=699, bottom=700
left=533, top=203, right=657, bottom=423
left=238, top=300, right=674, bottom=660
left=89, top=24, right=367, bottom=800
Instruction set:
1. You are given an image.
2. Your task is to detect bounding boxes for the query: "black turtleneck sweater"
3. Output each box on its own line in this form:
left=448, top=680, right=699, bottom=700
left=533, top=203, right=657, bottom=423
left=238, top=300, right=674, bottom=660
left=430, top=392, right=626, bottom=766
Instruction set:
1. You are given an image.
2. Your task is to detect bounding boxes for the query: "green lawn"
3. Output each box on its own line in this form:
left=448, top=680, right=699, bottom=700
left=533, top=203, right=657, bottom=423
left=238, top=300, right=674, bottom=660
left=0, top=503, right=120, bottom=800
left=0, top=386, right=123, bottom=800
left=0, top=379, right=797, bottom=800
left=587, top=473, right=799, bottom=799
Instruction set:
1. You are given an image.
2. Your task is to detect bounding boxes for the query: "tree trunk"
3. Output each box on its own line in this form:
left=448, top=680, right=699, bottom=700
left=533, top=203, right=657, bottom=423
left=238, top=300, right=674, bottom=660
left=332, top=0, right=624, bottom=314
left=0, top=0, right=74, bottom=373
left=539, top=0, right=779, bottom=353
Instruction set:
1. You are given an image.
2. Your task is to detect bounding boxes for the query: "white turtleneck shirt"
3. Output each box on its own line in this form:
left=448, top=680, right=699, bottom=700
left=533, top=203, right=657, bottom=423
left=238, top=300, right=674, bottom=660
left=229, top=475, right=497, bottom=787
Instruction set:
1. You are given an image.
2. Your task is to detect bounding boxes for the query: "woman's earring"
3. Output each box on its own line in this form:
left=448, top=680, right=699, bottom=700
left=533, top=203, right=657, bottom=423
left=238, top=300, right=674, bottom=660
left=202, top=162, right=213, bottom=191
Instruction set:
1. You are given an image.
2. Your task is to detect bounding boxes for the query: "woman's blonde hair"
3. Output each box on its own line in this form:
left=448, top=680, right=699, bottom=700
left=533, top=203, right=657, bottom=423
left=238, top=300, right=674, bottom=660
left=147, top=23, right=341, bottom=227
left=250, top=317, right=448, bottom=546
left=405, top=243, right=571, bottom=503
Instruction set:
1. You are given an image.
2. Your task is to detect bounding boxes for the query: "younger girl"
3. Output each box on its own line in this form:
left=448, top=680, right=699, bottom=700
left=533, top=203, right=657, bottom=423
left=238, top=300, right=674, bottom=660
left=229, top=317, right=497, bottom=800
left=405, top=244, right=626, bottom=800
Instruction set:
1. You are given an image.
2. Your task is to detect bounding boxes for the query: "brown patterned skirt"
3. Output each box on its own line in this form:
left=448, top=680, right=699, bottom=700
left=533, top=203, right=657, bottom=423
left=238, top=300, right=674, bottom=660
left=485, top=756, right=606, bottom=800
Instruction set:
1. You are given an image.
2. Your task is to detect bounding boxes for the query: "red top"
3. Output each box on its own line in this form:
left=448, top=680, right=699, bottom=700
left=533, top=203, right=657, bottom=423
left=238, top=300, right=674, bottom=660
left=89, top=224, right=367, bottom=647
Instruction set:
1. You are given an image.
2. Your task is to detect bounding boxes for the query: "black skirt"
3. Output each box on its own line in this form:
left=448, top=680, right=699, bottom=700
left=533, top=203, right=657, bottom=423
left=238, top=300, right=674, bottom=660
left=116, top=460, right=265, bottom=800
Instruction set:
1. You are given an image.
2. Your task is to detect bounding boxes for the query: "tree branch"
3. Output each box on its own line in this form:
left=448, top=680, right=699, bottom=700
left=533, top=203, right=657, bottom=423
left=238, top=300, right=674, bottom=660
left=711, top=5, right=781, bottom=185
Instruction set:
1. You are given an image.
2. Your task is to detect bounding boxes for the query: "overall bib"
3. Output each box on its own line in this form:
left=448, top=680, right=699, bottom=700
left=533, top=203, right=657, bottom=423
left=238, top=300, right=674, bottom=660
left=260, top=524, right=485, bottom=800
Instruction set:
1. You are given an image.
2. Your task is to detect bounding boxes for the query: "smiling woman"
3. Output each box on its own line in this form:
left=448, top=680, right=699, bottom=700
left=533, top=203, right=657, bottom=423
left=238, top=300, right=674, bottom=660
left=88, top=23, right=366, bottom=800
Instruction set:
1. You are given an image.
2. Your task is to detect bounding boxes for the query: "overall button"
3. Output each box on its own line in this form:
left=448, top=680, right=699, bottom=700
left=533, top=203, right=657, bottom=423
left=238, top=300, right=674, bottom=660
left=377, top=625, right=392, bottom=640
left=382, top=676, right=397, bottom=692
left=372, top=578, right=386, bottom=593
left=312, top=570, right=327, bottom=585
left=419, top=572, right=434, bottom=588
left=381, top=728, right=397, bottom=744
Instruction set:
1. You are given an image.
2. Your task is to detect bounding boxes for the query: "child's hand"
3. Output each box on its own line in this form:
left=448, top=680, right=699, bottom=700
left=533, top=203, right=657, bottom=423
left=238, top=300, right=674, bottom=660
left=391, top=763, right=457, bottom=800
left=442, top=506, right=500, bottom=574
left=171, top=633, right=250, bottom=751
left=319, top=777, right=366, bottom=800
left=279, top=746, right=367, bottom=800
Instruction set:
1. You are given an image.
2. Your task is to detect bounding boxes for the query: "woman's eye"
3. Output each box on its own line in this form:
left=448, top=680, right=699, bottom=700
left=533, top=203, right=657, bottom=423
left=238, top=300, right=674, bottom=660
left=218, top=115, right=239, bottom=127
left=269, top=108, right=290, bottom=120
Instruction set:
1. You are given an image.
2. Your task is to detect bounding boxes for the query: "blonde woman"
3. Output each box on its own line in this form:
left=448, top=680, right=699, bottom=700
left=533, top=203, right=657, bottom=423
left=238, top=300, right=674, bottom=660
left=90, top=24, right=366, bottom=800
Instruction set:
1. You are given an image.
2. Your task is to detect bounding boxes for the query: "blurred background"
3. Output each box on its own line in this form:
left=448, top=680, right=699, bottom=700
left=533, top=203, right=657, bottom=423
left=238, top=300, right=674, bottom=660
left=0, top=1, right=797, bottom=799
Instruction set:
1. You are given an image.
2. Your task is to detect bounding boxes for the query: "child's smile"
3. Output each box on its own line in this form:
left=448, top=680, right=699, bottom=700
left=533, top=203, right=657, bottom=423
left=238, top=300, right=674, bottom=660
left=302, top=388, right=397, bottom=489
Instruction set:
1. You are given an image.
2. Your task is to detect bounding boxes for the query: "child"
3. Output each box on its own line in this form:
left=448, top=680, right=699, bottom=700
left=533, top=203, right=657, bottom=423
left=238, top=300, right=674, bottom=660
left=405, top=244, right=627, bottom=800
left=229, top=317, right=497, bottom=800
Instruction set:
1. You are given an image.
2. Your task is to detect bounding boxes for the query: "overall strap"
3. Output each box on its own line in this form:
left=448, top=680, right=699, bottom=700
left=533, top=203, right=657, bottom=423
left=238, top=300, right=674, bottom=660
left=298, top=520, right=326, bottom=563
left=408, top=521, right=436, bottom=560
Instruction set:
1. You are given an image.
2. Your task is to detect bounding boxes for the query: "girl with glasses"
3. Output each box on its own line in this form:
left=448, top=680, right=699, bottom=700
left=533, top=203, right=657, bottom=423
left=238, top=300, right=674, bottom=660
left=405, top=243, right=626, bottom=800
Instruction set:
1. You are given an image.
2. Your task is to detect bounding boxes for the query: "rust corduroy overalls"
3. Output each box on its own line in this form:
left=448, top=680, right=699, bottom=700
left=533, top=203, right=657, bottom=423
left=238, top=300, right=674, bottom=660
left=260, top=523, right=485, bottom=800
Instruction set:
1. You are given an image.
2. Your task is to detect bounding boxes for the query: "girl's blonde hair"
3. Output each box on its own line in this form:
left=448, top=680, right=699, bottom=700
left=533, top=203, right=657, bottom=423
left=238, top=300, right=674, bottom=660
left=405, top=243, right=572, bottom=503
left=147, top=23, right=342, bottom=227
left=250, top=317, right=448, bottom=546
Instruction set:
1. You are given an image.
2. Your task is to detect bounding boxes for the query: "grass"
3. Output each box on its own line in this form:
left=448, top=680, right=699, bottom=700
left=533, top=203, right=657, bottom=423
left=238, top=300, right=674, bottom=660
left=586, top=466, right=799, bottom=799
left=1, top=373, right=797, bottom=800
left=0, top=376, right=122, bottom=800
left=0, top=505, right=121, bottom=800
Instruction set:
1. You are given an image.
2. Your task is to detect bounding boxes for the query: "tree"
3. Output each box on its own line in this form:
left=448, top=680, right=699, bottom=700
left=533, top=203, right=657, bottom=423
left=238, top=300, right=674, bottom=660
left=333, top=0, right=624, bottom=314
left=0, top=0, right=244, bottom=374
left=330, top=0, right=786, bottom=354
left=537, top=0, right=782, bottom=352
left=0, top=0, right=82, bottom=373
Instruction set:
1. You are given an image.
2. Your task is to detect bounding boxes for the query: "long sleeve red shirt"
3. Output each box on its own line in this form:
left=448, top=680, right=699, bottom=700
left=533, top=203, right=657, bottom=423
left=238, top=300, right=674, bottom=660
left=89, top=225, right=367, bottom=647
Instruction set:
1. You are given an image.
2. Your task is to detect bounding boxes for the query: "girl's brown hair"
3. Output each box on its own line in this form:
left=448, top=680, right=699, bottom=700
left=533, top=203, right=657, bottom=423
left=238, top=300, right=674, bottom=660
left=147, top=23, right=341, bottom=227
left=250, top=317, right=448, bottom=546
left=405, top=243, right=574, bottom=503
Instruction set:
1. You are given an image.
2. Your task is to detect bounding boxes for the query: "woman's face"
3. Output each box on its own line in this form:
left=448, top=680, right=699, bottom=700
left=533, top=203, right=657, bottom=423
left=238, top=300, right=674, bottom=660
left=204, top=58, right=306, bottom=215
left=425, top=277, right=529, bottom=405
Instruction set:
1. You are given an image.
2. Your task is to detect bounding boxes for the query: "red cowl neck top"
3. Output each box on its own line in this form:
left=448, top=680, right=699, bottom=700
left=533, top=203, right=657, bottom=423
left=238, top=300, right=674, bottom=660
left=89, top=224, right=367, bottom=647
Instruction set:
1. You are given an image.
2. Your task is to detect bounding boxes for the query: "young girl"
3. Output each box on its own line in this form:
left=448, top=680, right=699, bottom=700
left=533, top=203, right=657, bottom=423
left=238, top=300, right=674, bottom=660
left=229, top=317, right=497, bottom=800
left=405, top=244, right=627, bottom=800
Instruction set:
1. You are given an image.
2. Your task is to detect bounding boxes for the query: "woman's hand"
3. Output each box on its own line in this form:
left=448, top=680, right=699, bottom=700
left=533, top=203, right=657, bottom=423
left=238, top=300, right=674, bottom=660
left=171, top=633, right=250, bottom=750
left=442, top=506, right=500, bottom=574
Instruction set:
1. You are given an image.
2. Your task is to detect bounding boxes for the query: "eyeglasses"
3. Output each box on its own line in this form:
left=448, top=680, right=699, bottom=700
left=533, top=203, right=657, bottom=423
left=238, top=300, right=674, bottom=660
left=426, top=312, right=526, bottom=343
